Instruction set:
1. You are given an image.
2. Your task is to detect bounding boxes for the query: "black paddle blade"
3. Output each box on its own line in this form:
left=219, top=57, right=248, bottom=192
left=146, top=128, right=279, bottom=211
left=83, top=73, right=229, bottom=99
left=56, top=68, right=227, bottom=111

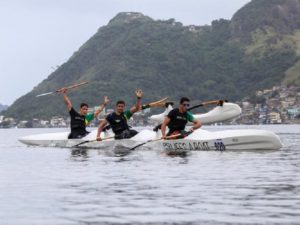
left=187, top=104, right=204, bottom=111
left=129, top=131, right=193, bottom=151
left=217, top=100, right=228, bottom=106
left=181, top=130, right=193, bottom=138
left=72, top=140, right=90, bottom=148
left=153, top=124, right=162, bottom=132
left=129, top=142, right=148, bottom=151
left=166, top=130, right=193, bottom=140
left=165, top=102, right=174, bottom=107
left=112, top=143, right=132, bottom=156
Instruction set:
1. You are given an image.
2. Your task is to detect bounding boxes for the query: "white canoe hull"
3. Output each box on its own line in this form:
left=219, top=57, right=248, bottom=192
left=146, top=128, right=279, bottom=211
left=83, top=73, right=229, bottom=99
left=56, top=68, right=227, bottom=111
left=153, top=129, right=282, bottom=153
left=18, top=129, right=155, bottom=148
left=18, top=131, right=70, bottom=147
left=19, top=128, right=282, bottom=151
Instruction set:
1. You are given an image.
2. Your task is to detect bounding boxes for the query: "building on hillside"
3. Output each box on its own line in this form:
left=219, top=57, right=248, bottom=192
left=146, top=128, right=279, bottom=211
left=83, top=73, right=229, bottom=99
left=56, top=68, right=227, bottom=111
left=262, top=89, right=273, bottom=98
left=266, top=98, right=281, bottom=109
left=17, top=121, right=28, bottom=128
left=287, top=108, right=300, bottom=120
left=258, top=107, right=268, bottom=124
left=0, top=117, right=16, bottom=128
left=32, top=118, right=42, bottom=128
left=237, top=85, right=300, bottom=124
left=40, top=120, right=50, bottom=127
left=272, top=86, right=281, bottom=91
left=285, top=97, right=296, bottom=105
left=242, top=101, right=254, bottom=112
left=256, top=90, right=264, bottom=96
left=279, top=91, right=289, bottom=99
left=268, top=112, right=282, bottom=124
left=281, top=100, right=291, bottom=108
left=50, top=117, right=67, bottom=127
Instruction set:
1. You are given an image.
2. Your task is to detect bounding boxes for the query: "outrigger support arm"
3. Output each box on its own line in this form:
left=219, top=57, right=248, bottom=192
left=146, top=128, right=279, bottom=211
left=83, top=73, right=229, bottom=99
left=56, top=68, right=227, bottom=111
left=188, top=100, right=228, bottom=111
left=140, top=97, right=169, bottom=110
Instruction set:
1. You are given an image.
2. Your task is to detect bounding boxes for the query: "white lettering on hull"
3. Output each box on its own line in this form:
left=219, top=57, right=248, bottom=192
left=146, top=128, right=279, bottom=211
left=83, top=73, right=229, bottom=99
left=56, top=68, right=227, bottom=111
left=162, top=140, right=226, bottom=151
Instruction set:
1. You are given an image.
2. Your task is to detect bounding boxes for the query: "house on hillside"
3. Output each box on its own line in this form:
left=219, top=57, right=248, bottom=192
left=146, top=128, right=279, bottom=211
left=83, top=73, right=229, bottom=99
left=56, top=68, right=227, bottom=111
left=268, top=112, right=282, bottom=124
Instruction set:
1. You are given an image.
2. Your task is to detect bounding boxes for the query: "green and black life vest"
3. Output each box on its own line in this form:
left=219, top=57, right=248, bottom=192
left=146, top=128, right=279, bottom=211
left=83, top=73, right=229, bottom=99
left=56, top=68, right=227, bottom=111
left=69, top=107, right=94, bottom=139
left=106, top=111, right=132, bottom=135
left=167, top=108, right=194, bottom=134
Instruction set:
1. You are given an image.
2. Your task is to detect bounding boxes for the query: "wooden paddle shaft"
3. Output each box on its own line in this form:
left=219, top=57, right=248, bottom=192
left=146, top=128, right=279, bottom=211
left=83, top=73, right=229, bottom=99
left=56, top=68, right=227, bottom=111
left=56, top=81, right=88, bottom=92
left=148, top=97, right=168, bottom=107
left=201, top=100, right=222, bottom=105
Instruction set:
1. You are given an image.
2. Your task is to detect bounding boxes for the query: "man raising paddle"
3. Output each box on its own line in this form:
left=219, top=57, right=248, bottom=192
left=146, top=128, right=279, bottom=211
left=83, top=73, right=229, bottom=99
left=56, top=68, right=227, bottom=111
left=161, top=97, right=201, bottom=139
left=96, top=89, right=143, bottom=140
left=59, top=88, right=109, bottom=139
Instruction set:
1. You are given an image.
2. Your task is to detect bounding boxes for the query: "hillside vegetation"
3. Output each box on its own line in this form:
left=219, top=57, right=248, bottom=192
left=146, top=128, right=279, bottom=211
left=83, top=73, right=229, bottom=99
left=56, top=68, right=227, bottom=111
left=3, top=0, right=300, bottom=120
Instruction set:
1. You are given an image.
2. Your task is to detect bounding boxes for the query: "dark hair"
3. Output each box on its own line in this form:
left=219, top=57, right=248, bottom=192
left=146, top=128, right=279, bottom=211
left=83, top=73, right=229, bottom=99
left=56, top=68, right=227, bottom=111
left=80, top=103, right=88, bottom=108
left=180, top=97, right=190, bottom=104
left=116, top=100, right=125, bottom=106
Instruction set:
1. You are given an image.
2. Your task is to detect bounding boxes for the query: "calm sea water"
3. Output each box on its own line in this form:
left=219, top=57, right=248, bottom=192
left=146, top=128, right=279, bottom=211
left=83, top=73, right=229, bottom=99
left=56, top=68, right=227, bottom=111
left=0, top=125, right=299, bottom=225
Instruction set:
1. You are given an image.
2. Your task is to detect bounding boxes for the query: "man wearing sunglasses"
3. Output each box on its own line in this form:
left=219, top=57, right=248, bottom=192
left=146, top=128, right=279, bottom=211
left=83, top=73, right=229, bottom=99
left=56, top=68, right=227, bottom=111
left=161, top=97, right=201, bottom=139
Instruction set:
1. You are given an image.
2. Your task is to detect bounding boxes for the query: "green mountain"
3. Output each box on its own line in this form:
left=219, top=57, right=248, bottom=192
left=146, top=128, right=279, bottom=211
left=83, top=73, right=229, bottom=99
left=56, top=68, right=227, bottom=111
left=230, top=0, right=300, bottom=86
left=4, top=0, right=300, bottom=120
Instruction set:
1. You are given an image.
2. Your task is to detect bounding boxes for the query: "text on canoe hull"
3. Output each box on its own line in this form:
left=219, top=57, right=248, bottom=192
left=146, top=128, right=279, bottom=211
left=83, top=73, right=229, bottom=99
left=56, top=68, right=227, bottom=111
left=162, top=140, right=226, bottom=151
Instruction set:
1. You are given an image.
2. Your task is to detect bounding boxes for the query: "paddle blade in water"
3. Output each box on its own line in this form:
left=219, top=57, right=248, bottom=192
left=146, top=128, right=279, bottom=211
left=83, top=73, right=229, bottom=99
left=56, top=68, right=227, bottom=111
left=113, top=143, right=132, bottom=155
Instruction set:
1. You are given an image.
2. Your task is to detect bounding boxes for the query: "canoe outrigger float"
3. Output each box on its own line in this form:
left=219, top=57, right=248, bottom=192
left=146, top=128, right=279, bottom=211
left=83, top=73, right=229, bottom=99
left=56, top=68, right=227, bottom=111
left=18, top=102, right=282, bottom=151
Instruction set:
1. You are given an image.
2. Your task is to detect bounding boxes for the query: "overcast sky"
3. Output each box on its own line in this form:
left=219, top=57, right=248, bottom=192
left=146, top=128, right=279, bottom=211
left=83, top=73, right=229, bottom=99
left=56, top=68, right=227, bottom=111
left=0, top=0, right=250, bottom=105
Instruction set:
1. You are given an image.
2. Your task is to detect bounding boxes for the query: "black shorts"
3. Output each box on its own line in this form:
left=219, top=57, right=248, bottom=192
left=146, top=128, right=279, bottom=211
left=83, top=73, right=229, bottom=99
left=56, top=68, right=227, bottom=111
left=68, top=131, right=89, bottom=139
left=114, top=129, right=138, bottom=140
left=167, top=130, right=190, bottom=139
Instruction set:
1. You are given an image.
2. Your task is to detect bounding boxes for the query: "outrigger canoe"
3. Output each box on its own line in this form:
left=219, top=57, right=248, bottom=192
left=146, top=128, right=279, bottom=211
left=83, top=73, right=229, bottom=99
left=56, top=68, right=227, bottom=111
left=18, top=102, right=282, bottom=151
left=154, top=129, right=282, bottom=152
left=149, top=102, right=242, bottom=124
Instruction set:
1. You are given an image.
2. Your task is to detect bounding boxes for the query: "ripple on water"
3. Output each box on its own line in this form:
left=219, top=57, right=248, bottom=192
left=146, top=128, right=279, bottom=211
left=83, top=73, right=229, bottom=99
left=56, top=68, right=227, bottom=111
left=0, top=126, right=300, bottom=224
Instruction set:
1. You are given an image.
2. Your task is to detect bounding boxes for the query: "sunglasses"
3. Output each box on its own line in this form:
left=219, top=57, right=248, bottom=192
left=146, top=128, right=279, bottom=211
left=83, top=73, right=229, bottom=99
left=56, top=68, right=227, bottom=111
left=182, top=103, right=190, bottom=107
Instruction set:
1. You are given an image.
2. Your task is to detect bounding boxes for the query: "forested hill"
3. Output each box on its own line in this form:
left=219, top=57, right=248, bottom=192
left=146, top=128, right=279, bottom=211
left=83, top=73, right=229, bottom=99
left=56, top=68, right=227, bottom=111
left=4, top=0, right=300, bottom=120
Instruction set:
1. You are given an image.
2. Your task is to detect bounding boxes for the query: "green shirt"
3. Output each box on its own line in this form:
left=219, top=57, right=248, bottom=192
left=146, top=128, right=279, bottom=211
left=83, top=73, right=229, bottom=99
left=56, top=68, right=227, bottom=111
left=123, top=110, right=133, bottom=120
left=186, top=111, right=195, bottom=122
left=85, top=113, right=94, bottom=125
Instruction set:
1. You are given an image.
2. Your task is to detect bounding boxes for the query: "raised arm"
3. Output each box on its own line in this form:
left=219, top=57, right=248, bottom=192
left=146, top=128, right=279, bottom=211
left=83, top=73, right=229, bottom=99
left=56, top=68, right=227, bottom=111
left=94, top=96, right=110, bottom=118
left=96, top=119, right=108, bottom=141
left=58, top=87, right=72, bottom=111
left=130, top=89, right=143, bottom=114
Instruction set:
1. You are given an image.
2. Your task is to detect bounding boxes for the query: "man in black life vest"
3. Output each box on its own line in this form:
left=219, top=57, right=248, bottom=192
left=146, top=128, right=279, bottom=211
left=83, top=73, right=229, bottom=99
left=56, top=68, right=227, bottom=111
left=161, top=97, right=201, bottom=139
left=59, top=87, right=109, bottom=139
left=96, top=89, right=143, bottom=140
